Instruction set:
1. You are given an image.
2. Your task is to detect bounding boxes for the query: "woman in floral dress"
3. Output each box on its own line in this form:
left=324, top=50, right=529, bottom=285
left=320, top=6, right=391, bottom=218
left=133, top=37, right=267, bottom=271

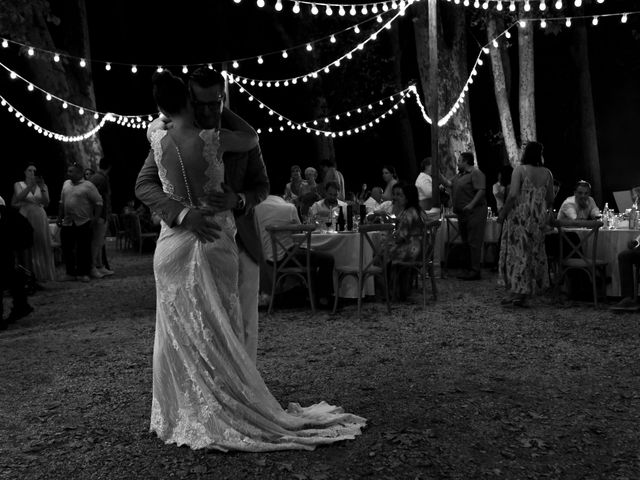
left=497, top=142, right=555, bottom=307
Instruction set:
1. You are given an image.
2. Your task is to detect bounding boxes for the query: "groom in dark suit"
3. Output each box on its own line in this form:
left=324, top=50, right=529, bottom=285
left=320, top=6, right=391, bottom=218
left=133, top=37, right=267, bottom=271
left=135, top=68, right=269, bottom=363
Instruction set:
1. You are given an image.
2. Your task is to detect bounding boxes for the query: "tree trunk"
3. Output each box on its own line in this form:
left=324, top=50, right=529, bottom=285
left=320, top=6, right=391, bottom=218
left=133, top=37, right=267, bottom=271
left=518, top=21, right=536, bottom=143
left=20, top=1, right=103, bottom=170
left=571, top=22, right=602, bottom=205
left=413, top=2, right=474, bottom=178
left=390, top=22, right=418, bottom=180
left=487, top=17, right=519, bottom=167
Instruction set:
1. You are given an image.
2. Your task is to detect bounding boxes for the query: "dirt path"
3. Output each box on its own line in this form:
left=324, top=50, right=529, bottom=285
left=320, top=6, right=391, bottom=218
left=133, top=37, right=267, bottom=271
left=1, top=249, right=639, bottom=479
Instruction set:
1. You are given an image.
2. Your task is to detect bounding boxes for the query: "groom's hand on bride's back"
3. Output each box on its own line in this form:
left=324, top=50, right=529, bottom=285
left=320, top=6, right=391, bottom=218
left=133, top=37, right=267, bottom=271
left=182, top=209, right=221, bottom=242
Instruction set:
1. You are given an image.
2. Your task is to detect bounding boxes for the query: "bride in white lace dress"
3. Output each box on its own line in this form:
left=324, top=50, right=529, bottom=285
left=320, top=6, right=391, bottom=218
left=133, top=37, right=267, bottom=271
left=145, top=70, right=365, bottom=451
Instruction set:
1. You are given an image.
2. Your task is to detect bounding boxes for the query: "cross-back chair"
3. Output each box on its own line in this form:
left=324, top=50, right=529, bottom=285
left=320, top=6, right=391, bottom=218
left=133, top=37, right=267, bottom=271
left=551, top=219, right=607, bottom=307
left=332, top=223, right=394, bottom=318
left=265, top=224, right=316, bottom=315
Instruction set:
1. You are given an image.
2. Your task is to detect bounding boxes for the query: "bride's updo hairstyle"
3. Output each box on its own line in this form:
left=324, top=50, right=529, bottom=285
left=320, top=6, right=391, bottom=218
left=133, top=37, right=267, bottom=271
left=152, top=70, right=188, bottom=115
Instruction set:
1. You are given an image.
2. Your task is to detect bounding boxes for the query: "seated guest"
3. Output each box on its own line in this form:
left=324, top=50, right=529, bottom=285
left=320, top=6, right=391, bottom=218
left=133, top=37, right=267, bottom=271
left=611, top=234, right=640, bottom=311
left=319, top=159, right=346, bottom=201
left=283, top=165, right=305, bottom=202
left=557, top=180, right=601, bottom=221
left=632, top=186, right=640, bottom=206
left=308, top=181, right=347, bottom=220
left=415, top=157, right=433, bottom=211
left=254, top=195, right=335, bottom=307
left=364, top=186, right=384, bottom=214
left=385, top=183, right=429, bottom=300
left=298, top=167, right=320, bottom=197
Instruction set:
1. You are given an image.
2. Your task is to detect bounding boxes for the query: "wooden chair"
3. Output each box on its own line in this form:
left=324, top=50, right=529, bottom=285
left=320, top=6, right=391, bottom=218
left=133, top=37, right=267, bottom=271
left=332, top=223, right=394, bottom=318
left=122, top=213, right=158, bottom=254
left=390, top=219, right=441, bottom=310
left=265, top=224, right=316, bottom=315
left=442, top=213, right=462, bottom=277
left=551, top=219, right=607, bottom=307
left=109, top=213, right=128, bottom=250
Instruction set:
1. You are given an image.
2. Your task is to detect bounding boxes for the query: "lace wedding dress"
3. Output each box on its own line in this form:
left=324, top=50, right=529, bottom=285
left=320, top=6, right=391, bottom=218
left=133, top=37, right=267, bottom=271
left=148, top=129, right=366, bottom=451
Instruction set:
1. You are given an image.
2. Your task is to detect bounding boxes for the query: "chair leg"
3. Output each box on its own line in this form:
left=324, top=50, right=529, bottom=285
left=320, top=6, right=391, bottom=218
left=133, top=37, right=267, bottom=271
left=422, top=268, right=427, bottom=310
left=357, top=274, right=363, bottom=319
left=268, top=269, right=278, bottom=315
left=332, top=270, right=340, bottom=314
left=307, top=270, right=316, bottom=314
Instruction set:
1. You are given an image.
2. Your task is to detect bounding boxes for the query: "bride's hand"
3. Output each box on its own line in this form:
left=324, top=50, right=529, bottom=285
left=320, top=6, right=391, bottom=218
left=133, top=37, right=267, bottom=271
left=182, top=209, right=221, bottom=243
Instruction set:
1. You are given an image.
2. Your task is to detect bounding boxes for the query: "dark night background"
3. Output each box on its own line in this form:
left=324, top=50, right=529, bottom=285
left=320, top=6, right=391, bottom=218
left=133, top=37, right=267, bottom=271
left=0, top=0, right=639, bottom=213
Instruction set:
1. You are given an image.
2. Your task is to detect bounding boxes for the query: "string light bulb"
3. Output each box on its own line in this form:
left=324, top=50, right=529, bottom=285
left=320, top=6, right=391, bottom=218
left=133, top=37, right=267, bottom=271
left=233, top=61, right=239, bottom=68
left=330, top=35, right=336, bottom=43
left=539, top=0, right=546, bottom=10
left=541, top=19, right=547, bottom=28
left=105, top=63, right=111, bottom=71
left=482, top=1, right=489, bottom=9
left=1, top=39, right=8, bottom=48
left=509, top=1, right=515, bottom=11
left=592, top=16, right=599, bottom=25
left=79, top=58, right=86, bottom=68
left=306, top=43, right=312, bottom=51
left=339, top=5, right=345, bottom=15
left=524, top=0, right=531, bottom=11
left=275, top=0, right=283, bottom=11
left=565, top=18, right=572, bottom=27
left=311, top=3, right=319, bottom=14
left=282, top=50, right=288, bottom=58
left=293, top=1, right=300, bottom=13
left=496, top=2, right=503, bottom=11
left=555, top=0, right=562, bottom=9
left=574, top=0, right=582, bottom=6
left=622, top=13, right=628, bottom=23
left=27, top=83, right=34, bottom=91
left=27, top=47, right=34, bottom=56
left=182, top=65, right=188, bottom=74
left=325, top=5, right=332, bottom=15
left=53, top=53, right=60, bottom=62
left=257, top=56, right=264, bottom=64
left=156, top=66, right=163, bottom=72
left=350, top=5, right=356, bottom=15
left=256, top=0, right=265, bottom=7
left=131, top=65, right=137, bottom=73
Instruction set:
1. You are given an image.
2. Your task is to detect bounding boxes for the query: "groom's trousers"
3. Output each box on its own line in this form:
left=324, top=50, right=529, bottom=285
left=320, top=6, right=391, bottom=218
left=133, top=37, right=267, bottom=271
left=238, top=248, right=259, bottom=363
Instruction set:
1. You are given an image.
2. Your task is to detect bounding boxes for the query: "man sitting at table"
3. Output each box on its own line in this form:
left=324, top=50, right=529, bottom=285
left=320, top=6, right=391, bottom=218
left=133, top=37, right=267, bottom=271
left=254, top=195, right=335, bottom=308
left=364, top=186, right=384, bottom=214
left=557, top=180, right=601, bottom=221
left=308, top=181, right=347, bottom=221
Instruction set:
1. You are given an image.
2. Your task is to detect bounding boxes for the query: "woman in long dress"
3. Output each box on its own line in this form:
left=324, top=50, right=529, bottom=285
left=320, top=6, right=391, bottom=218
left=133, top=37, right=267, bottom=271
left=147, top=71, right=365, bottom=452
left=12, top=164, right=56, bottom=282
left=497, top=142, right=555, bottom=307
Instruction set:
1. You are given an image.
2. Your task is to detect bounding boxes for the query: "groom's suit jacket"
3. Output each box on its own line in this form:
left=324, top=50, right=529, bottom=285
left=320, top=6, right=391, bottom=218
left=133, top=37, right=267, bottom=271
left=135, top=144, right=270, bottom=264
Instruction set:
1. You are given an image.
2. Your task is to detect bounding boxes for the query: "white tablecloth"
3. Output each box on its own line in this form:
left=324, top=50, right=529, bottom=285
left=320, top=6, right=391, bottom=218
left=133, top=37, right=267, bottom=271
left=571, top=228, right=639, bottom=297
left=299, top=231, right=377, bottom=298
left=435, top=216, right=502, bottom=264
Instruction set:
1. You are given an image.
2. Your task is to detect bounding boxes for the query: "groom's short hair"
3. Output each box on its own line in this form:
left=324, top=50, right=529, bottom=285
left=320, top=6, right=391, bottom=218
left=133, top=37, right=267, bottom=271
left=189, top=67, right=225, bottom=89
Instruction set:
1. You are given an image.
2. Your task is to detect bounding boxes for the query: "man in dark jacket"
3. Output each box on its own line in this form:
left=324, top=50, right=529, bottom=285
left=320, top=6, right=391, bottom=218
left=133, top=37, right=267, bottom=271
left=0, top=196, right=34, bottom=329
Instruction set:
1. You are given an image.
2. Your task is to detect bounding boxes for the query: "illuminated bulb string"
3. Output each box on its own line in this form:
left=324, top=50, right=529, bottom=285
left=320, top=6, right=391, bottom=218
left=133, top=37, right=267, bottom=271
left=226, top=2, right=414, bottom=86
left=0, top=94, right=115, bottom=142
left=0, top=61, right=152, bottom=126
left=0, top=7, right=394, bottom=73
left=233, top=81, right=417, bottom=136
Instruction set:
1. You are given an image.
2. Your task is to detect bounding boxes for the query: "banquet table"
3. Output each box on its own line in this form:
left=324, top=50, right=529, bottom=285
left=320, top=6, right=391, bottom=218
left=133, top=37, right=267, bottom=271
left=295, top=230, right=378, bottom=298
left=569, top=227, right=639, bottom=297
left=435, top=215, right=502, bottom=265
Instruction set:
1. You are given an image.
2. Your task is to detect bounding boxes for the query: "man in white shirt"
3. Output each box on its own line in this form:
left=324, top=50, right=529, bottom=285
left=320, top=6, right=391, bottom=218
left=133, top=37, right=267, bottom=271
left=254, top=195, right=334, bottom=307
left=364, top=186, right=384, bottom=214
left=557, top=180, right=601, bottom=221
left=308, top=181, right=347, bottom=220
left=415, top=157, right=433, bottom=211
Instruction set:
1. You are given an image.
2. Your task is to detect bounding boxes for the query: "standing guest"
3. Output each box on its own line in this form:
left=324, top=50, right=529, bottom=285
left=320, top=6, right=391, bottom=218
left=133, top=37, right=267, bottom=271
left=254, top=195, right=335, bottom=307
left=88, top=157, right=115, bottom=278
left=442, top=152, right=487, bottom=280
left=57, top=163, right=103, bottom=282
left=497, top=142, right=555, bottom=307
left=11, top=163, right=56, bottom=282
left=381, top=165, right=399, bottom=201
left=610, top=235, right=640, bottom=311
left=493, top=165, right=514, bottom=214
left=319, top=159, right=346, bottom=201
left=386, top=183, right=429, bottom=300
left=0, top=196, right=34, bottom=329
left=283, top=165, right=305, bottom=202
left=308, top=181, right=347, bottom=220
left=83, top=167, right=95, bottom=181
left=298, top=167, right=320, bottom=196
left=557, top=180, right=600, bottom=221
left=364, top=186, right=384, bottom=214
left=415, top=157, right=433, bottom=211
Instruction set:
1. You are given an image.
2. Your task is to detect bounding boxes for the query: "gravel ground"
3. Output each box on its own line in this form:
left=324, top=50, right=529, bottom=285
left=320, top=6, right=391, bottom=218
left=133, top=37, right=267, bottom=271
left=1, top=247, right=639, bottom=480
